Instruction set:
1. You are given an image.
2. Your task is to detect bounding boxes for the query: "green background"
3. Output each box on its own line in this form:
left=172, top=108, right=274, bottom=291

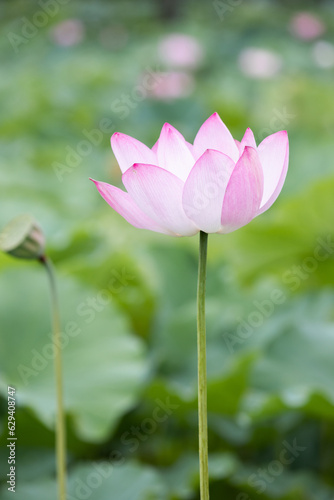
left=1, top=0, right=334, bottom=498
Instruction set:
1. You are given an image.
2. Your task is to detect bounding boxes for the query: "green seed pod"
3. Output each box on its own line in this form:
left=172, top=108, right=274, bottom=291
left=0, top=214, right=45, bottom=260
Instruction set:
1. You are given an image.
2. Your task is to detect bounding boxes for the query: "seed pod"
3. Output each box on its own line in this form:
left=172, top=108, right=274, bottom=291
left=0, top=214, right=45, bottom=260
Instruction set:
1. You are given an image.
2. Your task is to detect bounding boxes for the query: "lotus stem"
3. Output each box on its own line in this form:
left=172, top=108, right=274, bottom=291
left=197, top=231, right=209, bottom=500
left=40, top=255, right=67, bottom=500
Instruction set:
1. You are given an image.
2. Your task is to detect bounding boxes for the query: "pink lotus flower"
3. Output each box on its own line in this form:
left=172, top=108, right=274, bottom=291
left=91, top=113, right=289, bottom=237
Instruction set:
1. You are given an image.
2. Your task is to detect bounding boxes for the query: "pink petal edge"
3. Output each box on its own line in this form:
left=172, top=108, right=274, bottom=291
left=257, top=130, right=289, bottom=215
left=220, top=146, right=264, bottom=233
left=90, top=178, right=170, bottom=234
left=193, top=112, right=239, bottom=162
left=182, top=149, right=235, bottom=233
left=110, top=132, right=157, bottom=174
left=156, top=123, right=195, bottom=181
left=122, top=164, right=198, bottom=236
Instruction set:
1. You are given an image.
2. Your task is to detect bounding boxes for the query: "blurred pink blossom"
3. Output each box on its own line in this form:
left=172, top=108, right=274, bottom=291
left=290, top=12, right=325, bottom=40
left=148, top=71, right=195, bottom=100
left=158, top=34, right=204, bottom=69
left=50, top=19, right=85, bottom=47
left=238, top=48, right=282, bottom=79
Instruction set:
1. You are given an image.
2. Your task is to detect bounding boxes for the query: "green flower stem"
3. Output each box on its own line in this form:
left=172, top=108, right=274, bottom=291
left=197, top=231, right=209, bottom=500
left=41, top=255, right=67, bottom=500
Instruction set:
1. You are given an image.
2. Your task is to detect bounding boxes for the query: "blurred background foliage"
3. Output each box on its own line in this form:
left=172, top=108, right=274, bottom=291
left=0, top=0, right=334, bottom=498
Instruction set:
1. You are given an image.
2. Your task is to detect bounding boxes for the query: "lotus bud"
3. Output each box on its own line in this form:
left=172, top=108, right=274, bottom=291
left=0, top=214, right=45, bottom=260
